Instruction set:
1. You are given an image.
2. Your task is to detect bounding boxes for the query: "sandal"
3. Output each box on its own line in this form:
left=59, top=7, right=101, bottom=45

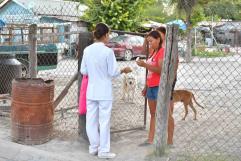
left=138, top=140, right=152, bottom=146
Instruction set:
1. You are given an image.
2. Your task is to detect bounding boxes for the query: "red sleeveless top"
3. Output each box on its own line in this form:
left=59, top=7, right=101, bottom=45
left=146, top=48, right=164, bottom=87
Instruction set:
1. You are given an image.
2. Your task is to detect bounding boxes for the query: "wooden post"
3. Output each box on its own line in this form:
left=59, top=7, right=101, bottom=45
left=77, top=32, right=93, bottom=141
left=53, top=72, right=79, bottom=109
left=144, top=39, right=149, bottom=128
left=9, top=26, right=12, bottom=45
left=40, top=28, right=43, bottom=43
left=28, top=24, right=37, bottom=78
left=155, top=25, right=179, bottom=156
left=20, top=28, right=24, bottom=44
left=185, top=28, right=192, bottom=62
left=51, top=27, right=55, bottom=43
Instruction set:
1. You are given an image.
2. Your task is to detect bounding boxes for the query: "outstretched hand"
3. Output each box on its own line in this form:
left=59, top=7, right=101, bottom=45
left=141, top=86, right=147, bottom=96
left=136, top=59, right=146, bottom=68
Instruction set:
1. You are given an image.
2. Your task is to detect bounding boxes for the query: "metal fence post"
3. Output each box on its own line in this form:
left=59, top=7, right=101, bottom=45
left=77, top=32, right=93, bottom=141
left=28, top=24, right=37, bottom=78
left=155, top=25, right=179, bottom=156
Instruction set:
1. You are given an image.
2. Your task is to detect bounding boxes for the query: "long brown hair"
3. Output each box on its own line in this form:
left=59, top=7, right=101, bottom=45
left=157, top=26, right=166, bottom=35
left=147, top=30, right=163, bottom=51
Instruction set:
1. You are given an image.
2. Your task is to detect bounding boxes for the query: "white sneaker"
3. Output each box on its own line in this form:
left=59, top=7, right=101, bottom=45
left=89, top=151, right=98, bottom=156
left=98, top=152, right=116, bottom=159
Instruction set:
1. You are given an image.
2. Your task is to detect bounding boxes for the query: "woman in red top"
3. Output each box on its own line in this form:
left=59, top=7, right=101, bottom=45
left=136, top=30, right=163, bottom=144
left=138, top=27, right=178, bottom=146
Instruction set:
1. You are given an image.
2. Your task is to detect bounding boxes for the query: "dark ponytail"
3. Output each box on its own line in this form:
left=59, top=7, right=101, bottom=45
left=93, top=23, right=109, bottom=40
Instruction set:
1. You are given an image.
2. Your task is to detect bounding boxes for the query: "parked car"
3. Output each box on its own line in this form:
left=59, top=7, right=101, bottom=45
left=106, top=35, right=145, bottom=61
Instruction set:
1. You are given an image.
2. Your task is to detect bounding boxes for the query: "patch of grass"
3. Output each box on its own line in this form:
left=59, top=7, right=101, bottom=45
left=192, top=50, right=228, bottom=58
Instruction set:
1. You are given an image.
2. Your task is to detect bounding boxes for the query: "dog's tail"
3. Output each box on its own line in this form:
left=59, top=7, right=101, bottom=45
left=191, top=93, right=205, bottom=109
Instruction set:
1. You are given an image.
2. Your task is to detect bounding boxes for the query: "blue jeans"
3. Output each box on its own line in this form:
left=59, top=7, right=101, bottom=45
left=146, top=86, right=159, bottom=100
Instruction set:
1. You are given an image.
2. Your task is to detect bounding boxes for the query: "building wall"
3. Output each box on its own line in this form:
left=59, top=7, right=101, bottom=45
left=0, top=1, right=88, bottom=44
left=40, top=17, right=64, bottom=24
left=0, top=1, right=36, bottom=23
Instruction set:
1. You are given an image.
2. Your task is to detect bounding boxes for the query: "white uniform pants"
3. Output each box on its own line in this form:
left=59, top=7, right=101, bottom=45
left=86, top=100, right=112, bottom=154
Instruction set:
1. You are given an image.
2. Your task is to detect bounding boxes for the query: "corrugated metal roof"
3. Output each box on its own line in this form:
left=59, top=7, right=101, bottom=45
left=197, top=21, right=226, bottom=27
left=142, top=20, right=166, bottom=28
left=214, top=21, right=241, bottom=31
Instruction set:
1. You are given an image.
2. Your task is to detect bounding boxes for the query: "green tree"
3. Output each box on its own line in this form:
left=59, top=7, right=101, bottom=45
left=204, top=1, right=241, bottom=20
left=143, top=2, right=167, bottom=22
left=81, top=0, right=154, bottom=31
left=170, top=0, right=197, bottom=62
left=190, top=6, right=206, bottom=26
left=66, top=0, right=85, bottom=2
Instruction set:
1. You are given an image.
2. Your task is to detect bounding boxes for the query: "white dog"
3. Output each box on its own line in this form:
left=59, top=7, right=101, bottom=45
left=121, top=73, right=137, bottom=102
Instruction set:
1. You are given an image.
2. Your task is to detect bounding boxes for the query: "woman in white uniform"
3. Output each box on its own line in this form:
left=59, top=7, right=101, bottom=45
left=80, top=23, right=131, bottom=159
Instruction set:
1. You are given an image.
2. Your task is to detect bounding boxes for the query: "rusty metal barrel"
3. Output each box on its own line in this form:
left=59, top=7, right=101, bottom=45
left=11, top=78, right=54, bottom=145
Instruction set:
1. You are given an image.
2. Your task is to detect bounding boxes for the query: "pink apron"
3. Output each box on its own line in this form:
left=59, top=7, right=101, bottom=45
left=79, top=75, right=88, bottom=114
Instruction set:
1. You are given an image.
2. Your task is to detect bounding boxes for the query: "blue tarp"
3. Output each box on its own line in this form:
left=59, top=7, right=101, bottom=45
left=166, top=20, right=187, bottom=30
left=0, top=19, right=5, bottom=30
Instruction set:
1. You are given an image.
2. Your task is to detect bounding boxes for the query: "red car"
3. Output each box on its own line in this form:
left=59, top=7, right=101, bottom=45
left=106, top=35, right=145, bottom=61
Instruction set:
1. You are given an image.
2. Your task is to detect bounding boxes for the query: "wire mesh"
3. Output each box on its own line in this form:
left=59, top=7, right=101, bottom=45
left=108, top=31, right=147, bottom=132
left=0, top=4, right=147, bottom=141
left=168, top=20, right=241, bottom=161
left=0, top=1, right=240, bottom=161
left=0, top=0, right=84, bottom=139
left=36, top=31, right=80, bottom=138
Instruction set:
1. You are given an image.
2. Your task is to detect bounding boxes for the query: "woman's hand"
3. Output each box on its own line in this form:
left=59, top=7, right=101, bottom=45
left=141, top=86, right=147, bottom=96
left=120, top=67, right=132, bottom=74
left=136, top=59, right=146, bottom=68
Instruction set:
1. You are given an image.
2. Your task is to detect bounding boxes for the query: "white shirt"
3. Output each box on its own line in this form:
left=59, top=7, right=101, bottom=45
left=80, top=42, right=120, bottom=100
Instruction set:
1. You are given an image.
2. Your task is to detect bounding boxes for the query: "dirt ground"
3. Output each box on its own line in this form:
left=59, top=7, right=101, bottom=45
left=0, top=116, right=170, bottom=161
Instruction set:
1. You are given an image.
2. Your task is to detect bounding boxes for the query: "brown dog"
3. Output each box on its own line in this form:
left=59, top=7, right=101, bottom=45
left=172, top=90, right=204, bottom=120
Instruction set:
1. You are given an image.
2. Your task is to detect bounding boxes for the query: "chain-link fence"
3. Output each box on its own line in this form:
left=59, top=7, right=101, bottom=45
left=107, top=30, right=147, bottom=132
left=0, top=24, right=81, bottom=139
left=0, top=0, right=85, bottom=142
left=0, top=28, right=147, bottom=138
left=0, top=0, right=147, bottom=142
left=167, top=20, right=241, bottom=161
left=0, top=1, right=241, bottom=161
